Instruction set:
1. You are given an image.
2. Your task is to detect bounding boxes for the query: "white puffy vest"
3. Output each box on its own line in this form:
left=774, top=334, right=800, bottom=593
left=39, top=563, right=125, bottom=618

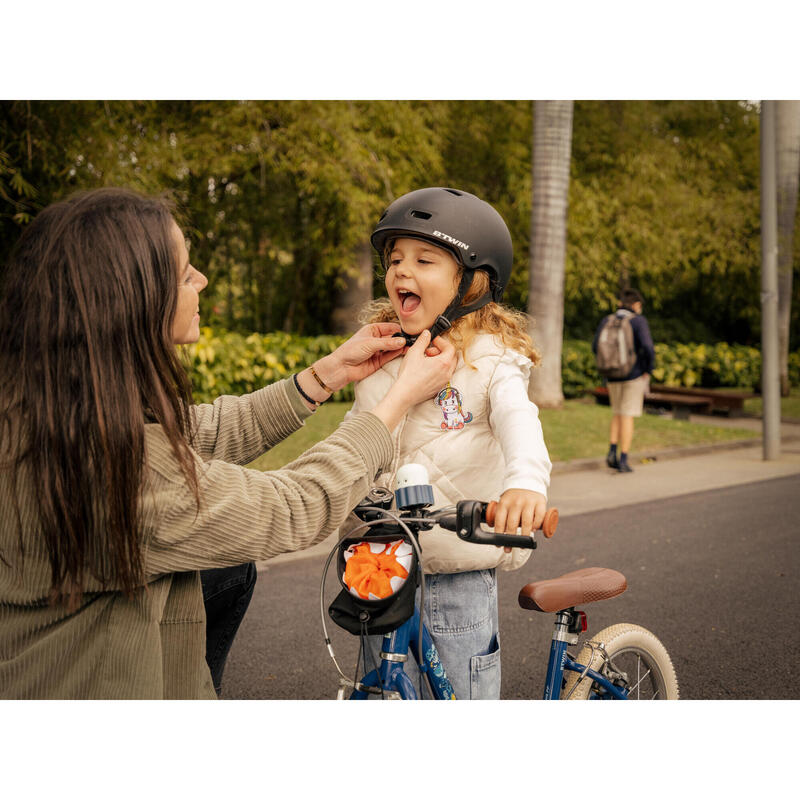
left=350, top=334, right=534, bottom=574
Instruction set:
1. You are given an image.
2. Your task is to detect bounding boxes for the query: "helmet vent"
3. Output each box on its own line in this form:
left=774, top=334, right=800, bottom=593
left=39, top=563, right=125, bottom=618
left=445, top=189, right=463, bottom=196
left=410, top=210, right=432, bottom=220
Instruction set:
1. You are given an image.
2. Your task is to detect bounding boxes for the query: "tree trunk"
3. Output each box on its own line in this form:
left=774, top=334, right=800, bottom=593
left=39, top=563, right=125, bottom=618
left=527, top=100, right=574, bottom=408
left=330, top=240, right=374, bottom=335
left=775, top=101, right=800, bottom=396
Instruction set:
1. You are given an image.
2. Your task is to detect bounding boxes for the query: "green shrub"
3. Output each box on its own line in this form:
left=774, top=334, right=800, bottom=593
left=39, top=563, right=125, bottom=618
left=650, top=342, right=763, bottom=389
left=186, top=328, right=352, bottom=404
left=566, top=339, right=799, bottom=394
left=561, top=339, right=600, bottom=398
left=184, top=328, right=800, bottom=405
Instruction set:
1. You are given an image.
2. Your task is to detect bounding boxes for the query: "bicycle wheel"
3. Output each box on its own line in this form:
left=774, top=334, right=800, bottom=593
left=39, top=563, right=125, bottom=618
left=562, top=623, right=679, bottom=700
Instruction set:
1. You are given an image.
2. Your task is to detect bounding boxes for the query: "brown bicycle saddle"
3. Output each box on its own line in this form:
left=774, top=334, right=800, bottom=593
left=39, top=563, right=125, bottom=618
left=518, top=567, right=627, bottom=613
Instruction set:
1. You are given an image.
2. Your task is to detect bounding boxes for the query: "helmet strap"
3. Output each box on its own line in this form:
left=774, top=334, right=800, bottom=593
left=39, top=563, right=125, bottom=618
left=393, top=270, right=494, bottom=345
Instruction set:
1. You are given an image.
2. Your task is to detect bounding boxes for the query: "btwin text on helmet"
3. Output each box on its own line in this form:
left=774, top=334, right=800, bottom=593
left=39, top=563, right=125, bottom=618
left=432, top=230, right=470, bottom=251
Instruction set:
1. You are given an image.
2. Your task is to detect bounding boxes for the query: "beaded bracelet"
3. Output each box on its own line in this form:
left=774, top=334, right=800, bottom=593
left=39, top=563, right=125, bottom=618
left=293, top=372, right=322, bottom=409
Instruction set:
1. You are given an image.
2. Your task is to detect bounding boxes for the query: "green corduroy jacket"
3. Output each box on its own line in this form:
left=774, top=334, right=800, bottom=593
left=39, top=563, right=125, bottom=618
left=0, top=378, right=392, bottom=699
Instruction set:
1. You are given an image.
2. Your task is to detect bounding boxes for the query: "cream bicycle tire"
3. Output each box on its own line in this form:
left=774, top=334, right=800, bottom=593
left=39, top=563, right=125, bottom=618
left=563, top=623, right=679, bottom=700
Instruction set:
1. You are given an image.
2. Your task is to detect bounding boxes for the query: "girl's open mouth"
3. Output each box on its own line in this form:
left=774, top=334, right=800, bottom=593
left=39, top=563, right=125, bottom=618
left=398, top=290, right=421, bottom=315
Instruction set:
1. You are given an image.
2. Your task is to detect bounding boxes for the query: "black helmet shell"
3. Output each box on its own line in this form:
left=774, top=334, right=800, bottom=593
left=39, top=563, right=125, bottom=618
left=371, top=187, right=512, bottom=302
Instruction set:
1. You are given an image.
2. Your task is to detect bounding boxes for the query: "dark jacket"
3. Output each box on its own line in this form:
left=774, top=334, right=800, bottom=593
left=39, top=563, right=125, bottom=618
left=592, top=308, right=655, bottom=382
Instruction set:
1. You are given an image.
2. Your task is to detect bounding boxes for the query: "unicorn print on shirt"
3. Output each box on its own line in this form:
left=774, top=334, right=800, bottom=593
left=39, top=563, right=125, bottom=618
left=435, top=384, right=474, bottom=430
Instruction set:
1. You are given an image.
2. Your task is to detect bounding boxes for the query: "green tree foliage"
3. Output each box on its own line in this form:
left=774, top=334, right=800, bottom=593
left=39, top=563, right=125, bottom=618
left=567, top=101, right=767, bottom=344
left=0, top=100, right=447, bottom=334
left=2, top=100, right=798, bottom=349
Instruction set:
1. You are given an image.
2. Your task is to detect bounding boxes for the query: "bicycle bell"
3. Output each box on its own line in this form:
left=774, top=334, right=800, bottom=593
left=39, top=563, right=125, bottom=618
left=395, top=463, right=434, bottom=510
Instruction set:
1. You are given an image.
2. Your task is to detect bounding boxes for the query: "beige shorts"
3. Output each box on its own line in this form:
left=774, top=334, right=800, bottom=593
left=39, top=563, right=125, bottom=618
left=608, top=374, right=649, bottom=417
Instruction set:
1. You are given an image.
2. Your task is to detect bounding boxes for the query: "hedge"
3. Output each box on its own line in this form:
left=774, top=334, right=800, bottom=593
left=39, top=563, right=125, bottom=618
left=186, top=328, right=800, bottom=404
left=187, top=328, right=353, bottom=405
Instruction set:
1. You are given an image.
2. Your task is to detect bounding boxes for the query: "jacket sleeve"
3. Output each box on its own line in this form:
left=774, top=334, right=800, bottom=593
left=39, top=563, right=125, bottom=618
left=141, top=411, right=393, bottom=575
left=337, top=380, right=378, bottom=539
left=188, top=377, right=313, bottom=465
left=634, top=316, right=656, bottom=374
left=487, top=352, right=552, bottom=498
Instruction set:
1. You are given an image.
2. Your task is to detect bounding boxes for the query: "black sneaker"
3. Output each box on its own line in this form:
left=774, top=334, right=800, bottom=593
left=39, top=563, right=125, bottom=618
left=617, top=461, right=633, bottom=473
left=606, top=452, right=619, bottom=469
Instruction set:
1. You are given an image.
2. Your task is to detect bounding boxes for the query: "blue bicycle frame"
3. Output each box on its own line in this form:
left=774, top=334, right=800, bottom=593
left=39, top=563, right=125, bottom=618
left=349, top=603, right=456, bottom=700
left=349, top=604, right=629, bottom=700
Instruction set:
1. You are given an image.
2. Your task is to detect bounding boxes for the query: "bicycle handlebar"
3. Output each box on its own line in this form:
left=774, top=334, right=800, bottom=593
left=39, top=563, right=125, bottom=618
left=436, top=501, right=559, bottom=548
left=352, top=495, right=559, bottom=549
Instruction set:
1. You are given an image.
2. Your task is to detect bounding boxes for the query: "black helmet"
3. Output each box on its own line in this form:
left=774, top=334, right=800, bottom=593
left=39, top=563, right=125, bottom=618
left=371, top=187, right=513, bottom=303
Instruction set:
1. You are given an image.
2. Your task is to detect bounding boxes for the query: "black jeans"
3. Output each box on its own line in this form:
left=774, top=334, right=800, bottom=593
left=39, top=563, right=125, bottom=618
left=200, top=562, right=257, bottom=695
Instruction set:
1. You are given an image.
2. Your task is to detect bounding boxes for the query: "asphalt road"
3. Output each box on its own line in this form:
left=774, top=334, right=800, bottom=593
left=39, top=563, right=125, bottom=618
left=220, top=473, right=800, bottom=700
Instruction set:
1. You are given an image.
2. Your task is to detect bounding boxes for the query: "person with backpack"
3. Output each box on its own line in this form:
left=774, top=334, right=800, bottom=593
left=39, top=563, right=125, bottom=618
left=592, top=288, right=655, bottom=473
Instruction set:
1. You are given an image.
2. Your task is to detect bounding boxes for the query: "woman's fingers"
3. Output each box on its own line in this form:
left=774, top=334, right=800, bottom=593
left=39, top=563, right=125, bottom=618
left=394, top=331, right=456, bottom=400
left=367, top=321, right=402, bottom=338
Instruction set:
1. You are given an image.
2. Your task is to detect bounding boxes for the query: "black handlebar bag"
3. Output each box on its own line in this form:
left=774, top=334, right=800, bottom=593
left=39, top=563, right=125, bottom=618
left=328, top=533, right=419, bottom=636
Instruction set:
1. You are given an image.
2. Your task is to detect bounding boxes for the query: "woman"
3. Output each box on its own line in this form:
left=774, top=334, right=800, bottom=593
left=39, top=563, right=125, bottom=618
left=0, top=187, right=456, bottom=699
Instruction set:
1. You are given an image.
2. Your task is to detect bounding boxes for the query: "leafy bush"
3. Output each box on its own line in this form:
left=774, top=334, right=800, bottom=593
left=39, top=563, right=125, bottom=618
left=186, top=328, right=352, bottom=405
left=561, top=339, right=601, bottom=398
left=650, top=342, right=763, bottom=389
left=562, top=339, right=800, bottom=396
left=184, top=328, right=799, bottom=406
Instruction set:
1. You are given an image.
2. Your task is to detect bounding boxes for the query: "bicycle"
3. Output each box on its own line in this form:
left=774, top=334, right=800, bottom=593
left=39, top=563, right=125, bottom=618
left=321, top=464, right=679, bottom=700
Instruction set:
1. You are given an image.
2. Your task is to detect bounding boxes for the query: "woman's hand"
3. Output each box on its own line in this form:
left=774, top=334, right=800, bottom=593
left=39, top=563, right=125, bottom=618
left=371, top=330, right=457, bottom=431
left=311, top=323, right=407, bottom=391
left=492, top=489, right=548, bottom=553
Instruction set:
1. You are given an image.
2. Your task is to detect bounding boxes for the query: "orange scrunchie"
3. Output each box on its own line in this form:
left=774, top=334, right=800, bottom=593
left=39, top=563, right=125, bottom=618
left=343, top=540, right=410, bottom=600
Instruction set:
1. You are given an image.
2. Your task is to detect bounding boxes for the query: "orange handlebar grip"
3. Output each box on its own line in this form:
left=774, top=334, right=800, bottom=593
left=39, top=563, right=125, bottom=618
left=541, top=508, right=559, bottom=538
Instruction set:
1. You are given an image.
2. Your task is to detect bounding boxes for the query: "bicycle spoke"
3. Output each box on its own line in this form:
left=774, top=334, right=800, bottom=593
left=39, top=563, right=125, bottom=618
left=625, top=657, right=653, bottom=699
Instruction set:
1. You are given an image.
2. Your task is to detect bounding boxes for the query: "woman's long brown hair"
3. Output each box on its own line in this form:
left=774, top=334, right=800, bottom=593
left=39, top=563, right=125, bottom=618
left=0, top=187, right=200, bottom=606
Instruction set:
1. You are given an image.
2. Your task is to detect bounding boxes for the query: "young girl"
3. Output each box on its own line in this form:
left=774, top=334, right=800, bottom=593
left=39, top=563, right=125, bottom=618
left=345, top=187, right=552, bottom=699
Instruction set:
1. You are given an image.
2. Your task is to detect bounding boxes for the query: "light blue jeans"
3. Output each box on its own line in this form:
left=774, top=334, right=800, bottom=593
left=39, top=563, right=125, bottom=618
left=368, top=568, right=501, bottom=699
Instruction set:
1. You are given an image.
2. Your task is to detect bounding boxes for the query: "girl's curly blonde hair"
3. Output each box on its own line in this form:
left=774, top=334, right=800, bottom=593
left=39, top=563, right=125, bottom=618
left=359, top=256, right=541, bottom=368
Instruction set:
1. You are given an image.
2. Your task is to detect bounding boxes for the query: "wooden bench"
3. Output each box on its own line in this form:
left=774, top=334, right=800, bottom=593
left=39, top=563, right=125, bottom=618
left=648, top=385, right=755, bottom=417
left=591, top=386, right=713, bottom=420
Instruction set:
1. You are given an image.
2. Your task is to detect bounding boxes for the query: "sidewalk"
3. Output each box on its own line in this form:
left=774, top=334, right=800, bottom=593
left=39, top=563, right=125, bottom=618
left=262, top=417, right=800, bottom=567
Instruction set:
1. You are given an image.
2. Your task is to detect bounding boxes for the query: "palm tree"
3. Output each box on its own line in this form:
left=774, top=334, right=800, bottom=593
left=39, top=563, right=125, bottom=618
left=775, top=101, right=800, bottom=396
left=527, top=100, right=574, bottom=408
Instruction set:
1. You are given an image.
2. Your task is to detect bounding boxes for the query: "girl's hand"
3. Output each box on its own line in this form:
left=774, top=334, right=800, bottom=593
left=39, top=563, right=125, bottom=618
left=310, top=323, right=407, bottom=392
left=493, top=489, right=548, bottom=553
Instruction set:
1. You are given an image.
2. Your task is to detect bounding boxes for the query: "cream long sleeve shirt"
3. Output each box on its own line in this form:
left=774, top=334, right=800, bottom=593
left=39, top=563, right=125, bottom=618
left=487, top=355, right=551, bottom=497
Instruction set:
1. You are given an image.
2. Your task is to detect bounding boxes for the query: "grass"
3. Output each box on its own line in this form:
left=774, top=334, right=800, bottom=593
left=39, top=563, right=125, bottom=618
left=743, top=388, right=800, bottom=420
left=538, top=398, right=755, bottom=462
left=246, top=397, right=758, bottom=471
left=247, top=403, right=352, bottom=472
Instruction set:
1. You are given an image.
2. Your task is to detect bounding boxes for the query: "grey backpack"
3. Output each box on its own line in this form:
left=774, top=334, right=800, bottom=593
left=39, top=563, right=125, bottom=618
left=596, top=311, right=637, bottom=379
